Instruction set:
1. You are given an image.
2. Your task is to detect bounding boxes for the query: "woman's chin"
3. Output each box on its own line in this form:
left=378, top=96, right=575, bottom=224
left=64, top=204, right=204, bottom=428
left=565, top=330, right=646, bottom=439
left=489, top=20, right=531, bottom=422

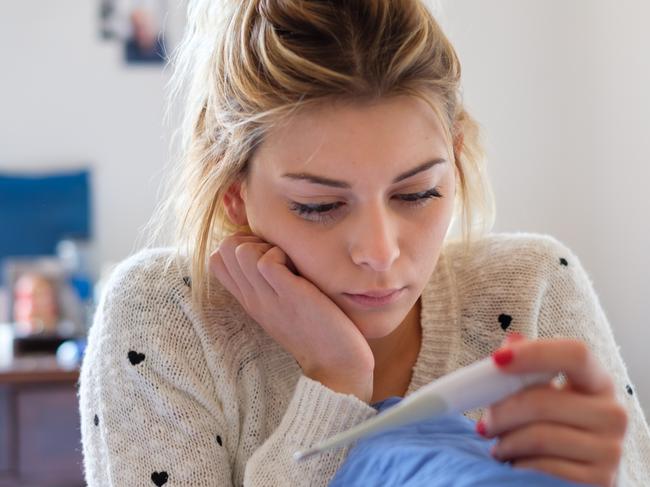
left=347, top=308, right=412, bottom=340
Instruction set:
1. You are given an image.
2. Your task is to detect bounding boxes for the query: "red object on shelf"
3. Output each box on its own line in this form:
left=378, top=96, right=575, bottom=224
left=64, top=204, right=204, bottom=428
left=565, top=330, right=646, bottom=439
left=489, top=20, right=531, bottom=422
left=12, top=273, right=60, bottom=335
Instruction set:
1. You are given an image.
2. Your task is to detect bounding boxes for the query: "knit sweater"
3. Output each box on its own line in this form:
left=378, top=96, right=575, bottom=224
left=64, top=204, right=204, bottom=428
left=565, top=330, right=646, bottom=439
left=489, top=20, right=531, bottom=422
left=78, top=232, right=650, bottom=486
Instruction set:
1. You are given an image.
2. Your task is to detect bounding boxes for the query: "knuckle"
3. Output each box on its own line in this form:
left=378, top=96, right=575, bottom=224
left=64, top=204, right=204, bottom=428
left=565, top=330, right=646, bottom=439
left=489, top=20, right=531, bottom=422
left=234, top=242, right=254, bottom=259
left=494, top=438, right=509, bottom=458
left=209, top=250, right=222, bottom=268
left=506, top=430, right=541, bottom=458
left=609, top=403, right=629, bottom=434
left=256, top=258, right=267, bottom=273
left=602, top=374, right=616, bottom=394
left=595, top=468, right=616, bottom=487
left=256, top=248, right=276, bottom=273
left=529, top=426, right=551, bottom=454
left=521, top=389, right=551, bottom=419
left=485, top=405, right=501, bottom=430
left=490, top=391, right=536, bottom=433
left=571, top=339, right=591, bottom=367
left=512, top=391, right=538, bottom=418
left=256, top=248, right=272, bottom=265
left=220, top=237, right=236, bottom=253
left=606, top=441, right=624, bottom=464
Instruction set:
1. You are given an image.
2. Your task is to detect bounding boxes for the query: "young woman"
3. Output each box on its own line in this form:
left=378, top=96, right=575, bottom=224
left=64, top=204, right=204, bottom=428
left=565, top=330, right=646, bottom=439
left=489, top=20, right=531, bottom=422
left=78, top=1, right=650, bottom=486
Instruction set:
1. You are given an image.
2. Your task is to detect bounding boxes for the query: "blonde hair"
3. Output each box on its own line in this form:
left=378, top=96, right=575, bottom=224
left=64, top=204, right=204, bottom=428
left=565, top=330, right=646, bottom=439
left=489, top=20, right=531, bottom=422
left=145, top=0, right=496, bottom=308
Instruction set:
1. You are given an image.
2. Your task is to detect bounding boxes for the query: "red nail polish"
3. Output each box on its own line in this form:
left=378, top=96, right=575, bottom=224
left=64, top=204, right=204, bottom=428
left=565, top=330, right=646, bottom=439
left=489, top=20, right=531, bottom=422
left=493, top=348, right=514, bottom=366
left=476, top=420, right=488, bottom=437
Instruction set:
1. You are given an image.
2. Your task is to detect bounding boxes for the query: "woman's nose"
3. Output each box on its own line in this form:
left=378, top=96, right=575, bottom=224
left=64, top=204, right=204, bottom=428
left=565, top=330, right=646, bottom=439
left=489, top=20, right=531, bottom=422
left=349, top=206, right=400, bottom=272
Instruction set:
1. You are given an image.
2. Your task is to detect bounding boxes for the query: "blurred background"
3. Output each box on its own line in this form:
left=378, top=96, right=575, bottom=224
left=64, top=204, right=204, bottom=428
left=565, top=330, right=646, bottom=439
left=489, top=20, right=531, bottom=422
left=0, top=0, right=648, bottom=485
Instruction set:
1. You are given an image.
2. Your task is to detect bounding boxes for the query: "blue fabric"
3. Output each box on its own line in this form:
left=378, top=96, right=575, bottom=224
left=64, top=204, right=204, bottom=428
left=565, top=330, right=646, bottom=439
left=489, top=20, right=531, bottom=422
left=0, top=169, right=91, bottom=259
left=329, top=396, right=595, bottom=487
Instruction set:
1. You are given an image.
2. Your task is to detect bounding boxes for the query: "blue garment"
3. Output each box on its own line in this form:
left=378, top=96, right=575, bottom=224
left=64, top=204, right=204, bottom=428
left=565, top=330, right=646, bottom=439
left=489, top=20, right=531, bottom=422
left=329, top=396, right=594, bottom=487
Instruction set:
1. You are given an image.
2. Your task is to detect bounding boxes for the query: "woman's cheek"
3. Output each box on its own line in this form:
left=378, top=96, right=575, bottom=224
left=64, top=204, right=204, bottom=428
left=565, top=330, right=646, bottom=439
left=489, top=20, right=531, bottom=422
left=282, top=235, right=329, bottom=282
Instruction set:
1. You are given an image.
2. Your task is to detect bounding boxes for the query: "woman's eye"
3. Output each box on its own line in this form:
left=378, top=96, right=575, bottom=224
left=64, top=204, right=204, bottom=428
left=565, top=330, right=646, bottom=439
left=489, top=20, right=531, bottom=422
left=288, top=186, right=443, bottom=224
left=395, top=187, right=444, bottom=205
left=287, top=201, right=344, bottom=224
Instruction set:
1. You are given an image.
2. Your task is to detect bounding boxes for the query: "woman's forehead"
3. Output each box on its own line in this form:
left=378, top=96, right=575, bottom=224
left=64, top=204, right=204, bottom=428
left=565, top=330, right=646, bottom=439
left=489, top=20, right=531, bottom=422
left=252, top=96, right=451, bottom=178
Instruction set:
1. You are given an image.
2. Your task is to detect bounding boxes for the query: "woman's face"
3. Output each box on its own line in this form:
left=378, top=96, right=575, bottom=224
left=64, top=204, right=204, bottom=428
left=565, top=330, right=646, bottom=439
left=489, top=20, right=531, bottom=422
left=239, top=95, right=457, bottom=339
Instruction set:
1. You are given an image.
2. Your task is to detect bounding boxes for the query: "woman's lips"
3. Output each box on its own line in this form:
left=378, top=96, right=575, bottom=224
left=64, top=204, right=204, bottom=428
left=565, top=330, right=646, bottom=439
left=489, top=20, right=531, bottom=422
left=342, top=288, right=405, bottom=308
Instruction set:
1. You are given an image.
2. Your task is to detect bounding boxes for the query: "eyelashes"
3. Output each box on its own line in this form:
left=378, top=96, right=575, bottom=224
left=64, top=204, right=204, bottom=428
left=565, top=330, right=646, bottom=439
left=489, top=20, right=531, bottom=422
left=288, top=186, right=444, bottom=224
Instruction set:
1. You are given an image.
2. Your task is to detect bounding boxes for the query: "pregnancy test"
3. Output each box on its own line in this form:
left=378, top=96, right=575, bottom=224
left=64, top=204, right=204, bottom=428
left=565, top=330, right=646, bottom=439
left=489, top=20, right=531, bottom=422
left=293, top=356, right=556, bottom=462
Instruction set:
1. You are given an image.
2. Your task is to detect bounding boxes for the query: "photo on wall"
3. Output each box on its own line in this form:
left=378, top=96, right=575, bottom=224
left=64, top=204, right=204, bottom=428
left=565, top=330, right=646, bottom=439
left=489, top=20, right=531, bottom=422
left=99, top=0, right=168, bottom=64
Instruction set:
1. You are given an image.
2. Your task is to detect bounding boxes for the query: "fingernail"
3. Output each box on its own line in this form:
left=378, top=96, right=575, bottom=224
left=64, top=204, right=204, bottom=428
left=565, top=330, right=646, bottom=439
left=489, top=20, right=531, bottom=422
left=476, top=420, right=488, bottom=437
left=492, top=348, right=514, bottom=366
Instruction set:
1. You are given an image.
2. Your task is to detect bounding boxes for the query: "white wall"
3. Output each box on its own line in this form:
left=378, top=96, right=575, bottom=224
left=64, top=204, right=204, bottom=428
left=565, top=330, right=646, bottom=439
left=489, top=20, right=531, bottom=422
left=1, top=1, right=648, bottom=413
left=439, top=0, right=650, bottom=414
left=0, top=0, right=185, bottom=275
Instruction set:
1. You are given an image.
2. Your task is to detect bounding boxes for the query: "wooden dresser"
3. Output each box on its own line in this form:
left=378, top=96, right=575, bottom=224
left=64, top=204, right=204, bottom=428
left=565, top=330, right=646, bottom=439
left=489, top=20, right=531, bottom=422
left=0, top=355, right=84, bottom=487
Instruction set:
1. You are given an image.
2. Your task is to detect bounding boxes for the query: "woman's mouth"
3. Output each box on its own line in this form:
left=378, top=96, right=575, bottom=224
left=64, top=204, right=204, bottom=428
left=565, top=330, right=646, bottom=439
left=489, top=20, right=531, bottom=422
left=342, top=288, right=405, bottom=308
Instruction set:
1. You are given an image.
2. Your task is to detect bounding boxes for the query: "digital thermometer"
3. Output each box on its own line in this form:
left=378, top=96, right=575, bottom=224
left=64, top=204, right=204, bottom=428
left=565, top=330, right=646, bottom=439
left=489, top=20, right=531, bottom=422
left=293, top=356, right=557, bottom=462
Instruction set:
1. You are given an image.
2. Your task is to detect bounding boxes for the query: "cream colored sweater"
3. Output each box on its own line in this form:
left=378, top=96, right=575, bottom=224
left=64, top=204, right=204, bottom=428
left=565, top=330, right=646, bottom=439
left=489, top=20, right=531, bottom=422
left=78, top=232, right=650, bottom=486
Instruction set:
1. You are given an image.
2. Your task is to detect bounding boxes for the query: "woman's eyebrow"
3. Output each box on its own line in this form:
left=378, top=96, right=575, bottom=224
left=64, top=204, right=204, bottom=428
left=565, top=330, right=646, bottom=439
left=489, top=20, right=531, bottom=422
left=281, top=158, right=447, bottom=188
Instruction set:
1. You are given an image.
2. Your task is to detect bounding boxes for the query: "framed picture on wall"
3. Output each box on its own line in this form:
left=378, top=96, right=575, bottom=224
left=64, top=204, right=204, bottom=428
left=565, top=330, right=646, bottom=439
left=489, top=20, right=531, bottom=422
left=99, top=0, right=168, bottom=64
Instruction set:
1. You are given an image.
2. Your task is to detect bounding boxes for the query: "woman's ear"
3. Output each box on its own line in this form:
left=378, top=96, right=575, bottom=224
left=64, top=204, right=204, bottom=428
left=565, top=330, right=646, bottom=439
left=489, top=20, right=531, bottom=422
left=223, top=180, right=248, bottom=227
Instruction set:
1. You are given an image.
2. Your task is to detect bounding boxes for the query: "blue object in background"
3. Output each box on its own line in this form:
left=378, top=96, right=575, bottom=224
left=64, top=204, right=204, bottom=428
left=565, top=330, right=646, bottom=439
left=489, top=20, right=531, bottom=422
left=125, top=35, right=167, bottom=64
left=329, top=396, right=595, bottom=487
left=56, top=338, right=87, bottom=369
left=0, top=169, right=91, bottom=259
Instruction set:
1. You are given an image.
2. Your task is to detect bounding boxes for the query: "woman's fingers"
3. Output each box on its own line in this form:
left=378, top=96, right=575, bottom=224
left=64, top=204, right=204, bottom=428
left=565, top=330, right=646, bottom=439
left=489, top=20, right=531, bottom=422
left=256, top=245, right=304, bottom=296
left=234, top=242, right=276, bottom=299
left=210, top=234, right=263, bottom=304
left=511, top=455, right=616, bottom=487
left=493, top=422, right=622, bottom=465
left=209, top=248, right=245, bottom=304
left=210, top=232, right=301, bottom=304
left=493, top=338, right=615, bottom=396
left=481, top=385, right=628, bottom=438
left=481, top=336, right=627, bottom=487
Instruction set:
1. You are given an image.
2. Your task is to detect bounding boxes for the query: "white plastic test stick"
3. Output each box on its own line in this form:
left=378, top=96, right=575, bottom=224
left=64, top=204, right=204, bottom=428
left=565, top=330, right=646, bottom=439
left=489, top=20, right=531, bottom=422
left=293, top=356, right=556, bottom=462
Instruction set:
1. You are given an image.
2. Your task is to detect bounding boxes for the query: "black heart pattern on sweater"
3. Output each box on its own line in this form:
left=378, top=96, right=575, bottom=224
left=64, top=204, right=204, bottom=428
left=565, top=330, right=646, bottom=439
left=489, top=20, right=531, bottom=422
left=559, top=257, right=568, bottom=266
left=128, top=350, right=146, bottom=365
left=217, top=434, right=223, bottom=446
left=627, top=384, right=634, bottom=396
left=94, top=414, right=99, bottom=426
left=498, top=314, right=512, bottom=331
left=151, top=471, right=168, bottom=486
left=183, top=276, right=192, bottom=288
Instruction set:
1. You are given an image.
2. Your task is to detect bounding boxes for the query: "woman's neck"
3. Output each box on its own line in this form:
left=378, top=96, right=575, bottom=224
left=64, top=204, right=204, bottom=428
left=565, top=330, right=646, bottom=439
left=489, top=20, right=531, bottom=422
left=368, top=298, right=422, bottom=387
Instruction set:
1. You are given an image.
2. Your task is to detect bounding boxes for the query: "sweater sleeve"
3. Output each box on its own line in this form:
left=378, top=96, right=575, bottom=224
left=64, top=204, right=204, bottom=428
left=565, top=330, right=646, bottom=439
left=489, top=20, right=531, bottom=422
left=78, top=250, right=379, bottom=486
left=536, top=237, right=650, bottom=486
left=243, top=374, right=378, bottom=486
left=78, top=253, right=236, bottom=486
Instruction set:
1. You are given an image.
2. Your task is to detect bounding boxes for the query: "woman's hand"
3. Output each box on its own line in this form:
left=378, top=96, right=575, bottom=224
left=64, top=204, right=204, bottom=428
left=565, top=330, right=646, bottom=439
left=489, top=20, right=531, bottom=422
left=478, top=334, right=628, bottom=487
left=209, top=231, right=375, bottom=402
